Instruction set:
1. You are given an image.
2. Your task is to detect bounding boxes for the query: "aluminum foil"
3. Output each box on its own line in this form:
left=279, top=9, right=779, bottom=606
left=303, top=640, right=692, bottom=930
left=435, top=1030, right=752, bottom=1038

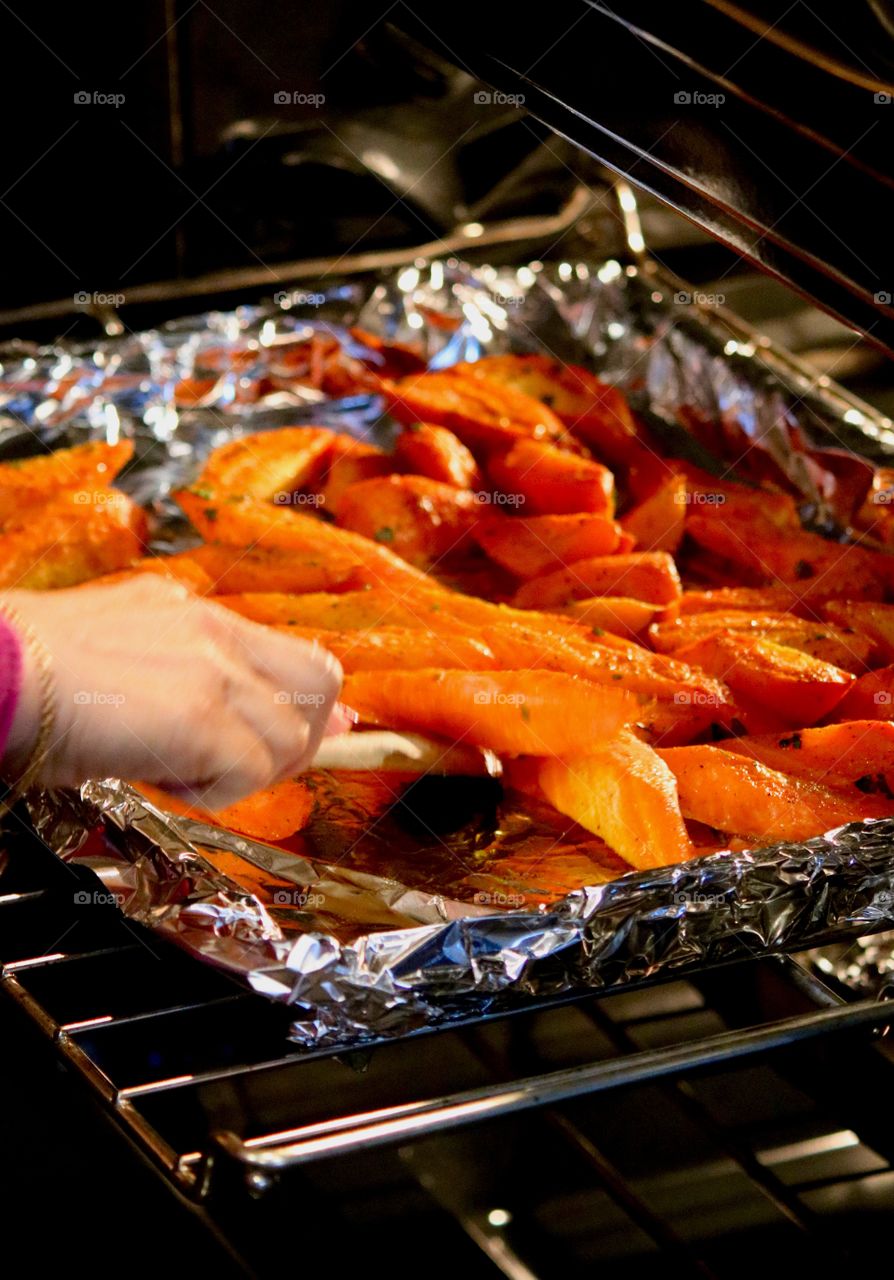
left=12, top=257, right=894, bottom=1045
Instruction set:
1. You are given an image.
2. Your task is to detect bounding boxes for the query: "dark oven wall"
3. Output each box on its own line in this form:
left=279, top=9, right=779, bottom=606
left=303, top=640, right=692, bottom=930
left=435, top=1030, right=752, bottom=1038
left=0, top=2, right=423, bottom=311
left=0, top=2, right=595, bottom=327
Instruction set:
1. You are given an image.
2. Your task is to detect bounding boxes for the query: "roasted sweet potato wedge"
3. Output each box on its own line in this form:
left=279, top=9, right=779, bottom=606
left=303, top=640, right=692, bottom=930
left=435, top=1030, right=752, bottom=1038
left=216, top=585, right=601, bottom=646
left=468, top=627, right=731, bottom=737
left=383, top=370, right=567, bottom=454
left=620, top=472, right=687, bottom=553
left=136, top=778, right=314, bottom=842
left=337, top=474, right=482, bottom=569
left=341, top=668, right=648, bottom=756
left=686, top=507, right=890, bottom=598
left=650, top=612, right=874, bottom=672
left=555, top=596, right=661, bottom=639
left=87, top=554, right=215, bottom=594
left=473, top=512, right=622, bottom=578
left=673, top=585, right=819, bottom=618
left=670, top=631, right=853, bottom=726
left=721, top=721, right=894, bottom=796
left=273, top=625, right=499, bottom=671
left=0, top=490, right=146, bottom=589
left=831, top=665, right=894, bottom=721
left=193, top=426, right=336, bottom=501
left=296, top=619, right=720, bottom=743
left=821, top=600, right=894, bottom=663
left=450, top=354, right=639, bottom=461
left=186, top=544, right=412, bottom=595
left=393, top=422, right=484, bottom=490
left=514, top=552, right=682, bottom=608
left=487, top=438, right=615, bottom=516
left=314, top=435, right=392, bottom=516
left=677, top=464, right=800, bottom=527
left=0, top=439, right=133, bottom=525
left=657, top=745, right=894, bottom=844
left=174, top=489, right=426, bottom=586
left=539, top=730, right=695, bottom=869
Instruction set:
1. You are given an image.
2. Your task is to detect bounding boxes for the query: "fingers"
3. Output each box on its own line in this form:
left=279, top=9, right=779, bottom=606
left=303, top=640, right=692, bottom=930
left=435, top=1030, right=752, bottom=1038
left=5, top=577, right=347, bottom=811
left=208, top=604, right=343, bottom=768
left=324, top=702, right=356, bottom=737
left=216, top=653, right=313, bottom=780
left=173, top=719, right=279, bottom=811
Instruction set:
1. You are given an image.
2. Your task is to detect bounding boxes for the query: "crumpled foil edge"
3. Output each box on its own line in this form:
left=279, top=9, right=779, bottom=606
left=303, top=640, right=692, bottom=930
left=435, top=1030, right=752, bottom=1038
left=27, top=783, right=894, bottom=1046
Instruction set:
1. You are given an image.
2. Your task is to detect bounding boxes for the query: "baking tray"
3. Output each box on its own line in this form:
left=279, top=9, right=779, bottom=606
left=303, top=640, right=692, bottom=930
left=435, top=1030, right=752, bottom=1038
left=8, top=253, right=894, bottom=1046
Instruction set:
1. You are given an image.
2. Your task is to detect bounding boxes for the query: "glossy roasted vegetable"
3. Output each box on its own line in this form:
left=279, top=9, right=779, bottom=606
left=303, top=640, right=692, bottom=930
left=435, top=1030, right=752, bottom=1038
left=650, top=611, right=874, bottom=672
left=539, top=731, right=695, bottom=869
left=383, top=369, right=567, bottom=453
left=393, top=422, right=483, bottom=490
left=193, top=426, right=336, bottom=501
left=337, top=474, right=481, bottom=569
left=473, top=512, right=624, bottom=578
left=315, top=435, right=392, bottom=516
left=0, top=490, right=147, bottom=589
left=487, top=438, right=615, bottom=516
left=657, top=744, right=894, bottom=844
left=342, top=668, right=648, bottom=756
left=670, top=631, right=853, bottom=726
left=513, top=552, right=682, bottom=608
left=30, top=354, right=894, bottom=875
left=450, top=354, right=641, bottom=465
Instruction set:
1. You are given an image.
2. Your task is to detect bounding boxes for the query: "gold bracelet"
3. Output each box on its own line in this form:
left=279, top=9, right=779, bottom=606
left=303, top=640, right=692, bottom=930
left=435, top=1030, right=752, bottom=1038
left=0, top=602, right=57, bottom=817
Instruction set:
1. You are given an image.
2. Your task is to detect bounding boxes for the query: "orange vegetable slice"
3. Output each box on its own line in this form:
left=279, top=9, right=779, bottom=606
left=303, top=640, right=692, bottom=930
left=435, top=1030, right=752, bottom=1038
left=337, top=474, right=481, bottom=569
left=539, top=730, right=695, bottom=869
left=513, top=552, right=682, bottom=608
left=194, top=426, right=336, bottom=501
left=342, top=668, right=647, bottom=757
left=487, top=438, right=615, bottom=516
left=657, top=744, right=894, bottom=844
left=135, top=778, right=314, bottom=842
left=393, top=422, right=483, bottom=489
left=473, top=512, right=622, bottom=578
left=383, top=370, right=567, bottom=454
left=620, top=472, right=687, bottom=553
left=670, top=631, right=853, bottom=726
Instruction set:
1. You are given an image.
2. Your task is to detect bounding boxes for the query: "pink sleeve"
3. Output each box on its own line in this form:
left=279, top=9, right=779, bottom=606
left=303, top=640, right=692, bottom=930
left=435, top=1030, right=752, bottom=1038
left=0, top=614, right=23, bottom=761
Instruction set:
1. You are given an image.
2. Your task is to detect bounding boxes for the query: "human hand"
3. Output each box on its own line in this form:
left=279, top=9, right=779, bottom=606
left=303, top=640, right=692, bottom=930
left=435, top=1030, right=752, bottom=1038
left=1, top=576, right=344, bottom=809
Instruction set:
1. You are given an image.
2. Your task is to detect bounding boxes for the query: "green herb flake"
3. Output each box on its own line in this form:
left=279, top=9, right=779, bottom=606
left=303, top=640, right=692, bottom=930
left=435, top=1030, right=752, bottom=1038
left=374, top=526, right=395, bottom=543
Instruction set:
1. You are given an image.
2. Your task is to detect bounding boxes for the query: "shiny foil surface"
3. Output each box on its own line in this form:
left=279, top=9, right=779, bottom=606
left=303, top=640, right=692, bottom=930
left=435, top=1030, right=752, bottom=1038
left=13, top=258, right=894, bottom=1045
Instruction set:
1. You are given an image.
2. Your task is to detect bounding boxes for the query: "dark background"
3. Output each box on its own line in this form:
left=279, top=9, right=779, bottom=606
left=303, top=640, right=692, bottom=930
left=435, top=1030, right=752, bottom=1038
left=0, top=2, right=407, bottom=308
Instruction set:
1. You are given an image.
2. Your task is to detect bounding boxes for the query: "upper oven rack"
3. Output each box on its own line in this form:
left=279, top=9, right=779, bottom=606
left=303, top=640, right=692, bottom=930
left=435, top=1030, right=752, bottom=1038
left=391, top=3, right=894, bottom=360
